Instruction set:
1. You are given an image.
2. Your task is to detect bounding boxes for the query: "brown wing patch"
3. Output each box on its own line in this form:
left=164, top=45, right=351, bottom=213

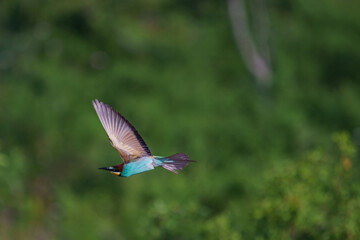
left=92, top=99, right=151, bottom=163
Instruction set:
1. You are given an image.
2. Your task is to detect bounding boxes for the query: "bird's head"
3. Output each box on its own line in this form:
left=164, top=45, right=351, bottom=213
left=98, top=164, right=124, bottom=176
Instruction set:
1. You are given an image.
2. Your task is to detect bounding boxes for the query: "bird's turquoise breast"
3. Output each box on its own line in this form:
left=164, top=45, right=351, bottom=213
left=121, top=157, right=155, bottom=177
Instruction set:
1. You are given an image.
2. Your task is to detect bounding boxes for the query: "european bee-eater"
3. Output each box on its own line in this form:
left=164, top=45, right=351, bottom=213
left=92, top=99, right=193, bottom=177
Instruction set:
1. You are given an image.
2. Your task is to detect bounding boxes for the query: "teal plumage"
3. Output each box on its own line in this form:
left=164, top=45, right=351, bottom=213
left=92, top=99, right=193, bottom=177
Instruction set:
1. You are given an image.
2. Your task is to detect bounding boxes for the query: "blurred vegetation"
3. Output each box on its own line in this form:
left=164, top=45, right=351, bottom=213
left=251, top=133, right=360, bottom=240
left=0, top=0, right=359, bottom=239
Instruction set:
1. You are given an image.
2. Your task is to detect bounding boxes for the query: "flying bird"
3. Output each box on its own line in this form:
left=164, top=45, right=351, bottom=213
left=92, top=99, right=193, bottom=177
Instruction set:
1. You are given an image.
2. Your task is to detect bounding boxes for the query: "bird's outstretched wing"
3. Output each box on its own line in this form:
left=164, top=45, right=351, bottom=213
left=92, top=99, right=151, bottom=163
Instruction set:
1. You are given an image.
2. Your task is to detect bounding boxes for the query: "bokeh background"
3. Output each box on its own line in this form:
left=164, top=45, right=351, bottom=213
left=1, top=0, right=360, bottom=239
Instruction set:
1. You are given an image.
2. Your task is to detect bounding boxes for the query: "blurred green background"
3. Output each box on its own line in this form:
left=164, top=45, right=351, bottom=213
left=1, top=0, right=360, bottom=239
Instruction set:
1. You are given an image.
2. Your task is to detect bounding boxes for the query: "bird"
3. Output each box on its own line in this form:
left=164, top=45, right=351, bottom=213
left=92, top=99, right=193, bottom=177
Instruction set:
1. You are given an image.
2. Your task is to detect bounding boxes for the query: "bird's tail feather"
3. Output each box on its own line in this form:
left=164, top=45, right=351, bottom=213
left=159, top=153, right=194, bottom=174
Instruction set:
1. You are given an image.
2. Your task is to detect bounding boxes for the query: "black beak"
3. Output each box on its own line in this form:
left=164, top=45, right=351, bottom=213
left=98, top=167, right=109, bottom=171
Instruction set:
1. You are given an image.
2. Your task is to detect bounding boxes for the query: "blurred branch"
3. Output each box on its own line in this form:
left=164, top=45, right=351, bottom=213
left=249, top=0, right=271, bottom=65
left=227, top=0, right=272, bottom=88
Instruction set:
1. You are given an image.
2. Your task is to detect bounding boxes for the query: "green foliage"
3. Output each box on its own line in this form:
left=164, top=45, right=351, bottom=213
left=136, top=199, right=241, bottom=239
left=0, top=0, right=360, bottom=239
left=252, top=132, right=360, bottom=240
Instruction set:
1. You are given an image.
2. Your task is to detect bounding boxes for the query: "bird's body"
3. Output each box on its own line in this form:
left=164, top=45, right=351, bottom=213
left=121, top=156, right=155, bottom=177
left=92, top=99, right=193, bottom=177
left=120, top=156, right=162, bottom=177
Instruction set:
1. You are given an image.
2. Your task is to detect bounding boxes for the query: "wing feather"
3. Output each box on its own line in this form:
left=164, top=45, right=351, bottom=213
left=92, top=99, right=151, bottom=163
